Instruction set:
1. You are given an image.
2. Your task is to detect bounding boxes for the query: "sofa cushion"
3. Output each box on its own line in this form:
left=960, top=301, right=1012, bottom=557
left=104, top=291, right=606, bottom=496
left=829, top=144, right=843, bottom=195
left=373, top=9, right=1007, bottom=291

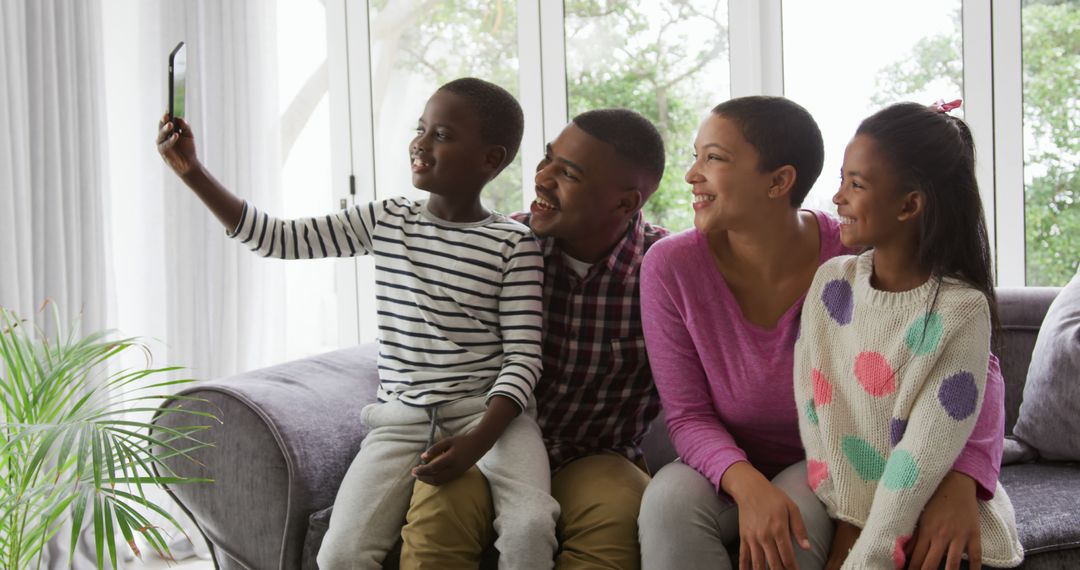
left=1013, top=270, right=1080, bottom=459
left=302, top=507, right=332, bottom=570
left=1000, top=462, right=1080, bottom=556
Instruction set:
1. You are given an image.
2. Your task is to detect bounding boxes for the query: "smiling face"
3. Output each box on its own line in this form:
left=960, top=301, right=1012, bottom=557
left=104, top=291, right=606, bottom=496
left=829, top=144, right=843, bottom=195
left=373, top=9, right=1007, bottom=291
left=685, top=114, right=778, bottom=234
left=409, top=90, right=501, bottom=198
left=529, top=123, right=640, bottom=258
left=833, top=134, right=917, bottom=250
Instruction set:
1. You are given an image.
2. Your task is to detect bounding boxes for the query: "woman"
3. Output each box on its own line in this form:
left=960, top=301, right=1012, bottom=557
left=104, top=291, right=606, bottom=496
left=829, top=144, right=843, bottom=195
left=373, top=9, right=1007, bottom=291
left=638, top=96, right=1005, bottom=570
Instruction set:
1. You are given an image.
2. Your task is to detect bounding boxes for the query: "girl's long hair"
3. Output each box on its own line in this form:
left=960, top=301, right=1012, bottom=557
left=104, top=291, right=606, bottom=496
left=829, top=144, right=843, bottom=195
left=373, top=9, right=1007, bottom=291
left=856, top=102, right=1000, bottom=332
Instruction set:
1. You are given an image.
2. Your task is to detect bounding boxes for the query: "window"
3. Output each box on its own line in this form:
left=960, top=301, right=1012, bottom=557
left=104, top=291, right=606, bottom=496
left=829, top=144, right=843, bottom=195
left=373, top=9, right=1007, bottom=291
left=565, top=0, right=730, bottom=232
left=1022, top=0, right=1079, bottom=286
left=782, top=0, right=963, bottom=213
left=278, top=0, right=343, bottom=360
left=367, top=0, right=523, bottom=215
left=98, top=0, right=1078, bottom=383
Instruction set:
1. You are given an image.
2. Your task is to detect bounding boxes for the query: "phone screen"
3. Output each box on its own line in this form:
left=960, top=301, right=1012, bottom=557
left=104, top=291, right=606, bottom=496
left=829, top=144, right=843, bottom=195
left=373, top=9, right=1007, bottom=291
left=169, top=42, right=187, bottom=121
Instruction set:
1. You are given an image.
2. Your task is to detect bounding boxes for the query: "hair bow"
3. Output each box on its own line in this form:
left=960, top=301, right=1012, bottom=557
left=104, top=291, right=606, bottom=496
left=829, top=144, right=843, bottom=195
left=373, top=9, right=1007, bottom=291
left=931, top=99, right=962, bottom=113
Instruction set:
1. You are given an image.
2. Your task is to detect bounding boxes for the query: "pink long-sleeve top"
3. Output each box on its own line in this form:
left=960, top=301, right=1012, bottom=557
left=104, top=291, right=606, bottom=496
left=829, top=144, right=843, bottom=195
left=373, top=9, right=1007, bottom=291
left=640, top=211, right=1004, bottom=499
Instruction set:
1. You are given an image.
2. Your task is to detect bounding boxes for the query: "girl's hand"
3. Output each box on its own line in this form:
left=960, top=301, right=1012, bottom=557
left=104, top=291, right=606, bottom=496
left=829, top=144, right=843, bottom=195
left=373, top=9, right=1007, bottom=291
left=412, top=432, right=491, bottom=486
left=906, top=471, right=982, bottom=570
left=725, top=462, right=811, bottom=570
left=157, top=114, right=198, bottom=176
left=825, top=520, right=860, bottom=570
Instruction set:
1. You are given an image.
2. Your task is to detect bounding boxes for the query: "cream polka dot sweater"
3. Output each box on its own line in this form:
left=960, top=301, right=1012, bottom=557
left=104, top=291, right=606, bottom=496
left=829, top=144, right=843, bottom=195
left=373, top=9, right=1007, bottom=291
left=795, top=254, right=1023, bottom=569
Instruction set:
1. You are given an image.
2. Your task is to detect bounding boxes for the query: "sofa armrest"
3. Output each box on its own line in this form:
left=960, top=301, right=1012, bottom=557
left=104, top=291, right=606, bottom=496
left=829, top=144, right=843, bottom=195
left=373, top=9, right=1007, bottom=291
left=154, top=344, right=380, bottom=570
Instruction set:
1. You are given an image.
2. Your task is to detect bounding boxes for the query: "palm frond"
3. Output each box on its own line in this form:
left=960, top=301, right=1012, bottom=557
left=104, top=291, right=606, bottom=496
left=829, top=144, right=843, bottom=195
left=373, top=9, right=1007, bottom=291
left=0, top=305, right=217, bottom=567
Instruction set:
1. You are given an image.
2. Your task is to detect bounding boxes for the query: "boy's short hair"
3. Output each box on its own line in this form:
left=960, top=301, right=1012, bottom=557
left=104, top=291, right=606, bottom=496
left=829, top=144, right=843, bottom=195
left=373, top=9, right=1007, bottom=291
left=572, top=109, right=666, bottom=198
left=438, top=78, right=524, bottom=172
left=711, top=96, right=824, bottom=207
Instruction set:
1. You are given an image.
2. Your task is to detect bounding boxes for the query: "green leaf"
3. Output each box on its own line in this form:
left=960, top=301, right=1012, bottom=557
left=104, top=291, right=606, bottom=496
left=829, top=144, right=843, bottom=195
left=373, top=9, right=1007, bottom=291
left=68, top=492, right=89, bottom=566
left=94, top=494, right=105, bottom=570
left=21, top=427, right=64, bottom=491
left=111, top=501, right=168, bottom=559
left=0, top=304, right=217, bottom=566
left=103, top=500, right=117, bottom=570
left=113, top=505, right=139, bottom=560
left=100, top=425, right=210, bottom=467
left=92, top=429, right=104, bottom=492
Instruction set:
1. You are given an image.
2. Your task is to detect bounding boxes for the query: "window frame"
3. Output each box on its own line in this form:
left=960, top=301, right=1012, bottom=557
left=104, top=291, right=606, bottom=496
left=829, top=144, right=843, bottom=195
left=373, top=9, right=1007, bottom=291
left=988, top=0, right=1026, bottom=287
left=325, top=0, right=1040, bottom=342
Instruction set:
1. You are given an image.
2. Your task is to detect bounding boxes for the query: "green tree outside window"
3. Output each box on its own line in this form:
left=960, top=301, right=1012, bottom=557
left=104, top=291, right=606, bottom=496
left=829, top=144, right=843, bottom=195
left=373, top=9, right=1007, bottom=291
left=873, top=1, right=1079, bottom=286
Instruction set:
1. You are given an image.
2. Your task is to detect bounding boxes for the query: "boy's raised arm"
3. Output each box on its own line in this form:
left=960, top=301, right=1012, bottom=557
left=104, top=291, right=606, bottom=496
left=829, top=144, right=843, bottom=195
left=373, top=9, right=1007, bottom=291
left=157, top=114, right=244, bottom=232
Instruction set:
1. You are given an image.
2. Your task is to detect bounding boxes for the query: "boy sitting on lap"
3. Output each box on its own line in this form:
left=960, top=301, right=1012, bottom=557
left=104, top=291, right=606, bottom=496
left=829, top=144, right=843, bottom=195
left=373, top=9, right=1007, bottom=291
left=158, top=77, right=559, bottom=570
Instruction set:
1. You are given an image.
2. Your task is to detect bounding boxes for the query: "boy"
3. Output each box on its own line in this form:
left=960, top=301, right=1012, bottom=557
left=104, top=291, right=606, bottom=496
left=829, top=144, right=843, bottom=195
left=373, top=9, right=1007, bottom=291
left=400, top=109, right=669, bottom=569
left=157, top=77, right=559, bottom=569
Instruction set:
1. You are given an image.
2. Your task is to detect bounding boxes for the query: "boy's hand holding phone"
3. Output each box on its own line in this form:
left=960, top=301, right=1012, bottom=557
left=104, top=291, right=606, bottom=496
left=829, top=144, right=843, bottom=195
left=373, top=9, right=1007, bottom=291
left=155, top=114, right=244, bottom=231
left=161, top=41, right=197, bottom=177
left=157, top=115, right=198, bottom=176
left=157, top=41, right=244, bottom=230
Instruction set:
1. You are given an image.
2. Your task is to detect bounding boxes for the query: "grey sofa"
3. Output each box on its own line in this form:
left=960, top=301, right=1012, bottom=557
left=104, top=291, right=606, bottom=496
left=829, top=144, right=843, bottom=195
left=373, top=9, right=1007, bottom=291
left=154, top=287, right=1079, bottom=569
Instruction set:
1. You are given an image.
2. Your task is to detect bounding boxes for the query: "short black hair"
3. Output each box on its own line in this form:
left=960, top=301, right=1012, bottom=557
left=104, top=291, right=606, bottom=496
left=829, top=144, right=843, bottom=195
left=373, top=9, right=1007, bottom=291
left=711, top=96, right=824, bottom=207
left=571, top=108, right=666, bottom=198
left=438, top=77, right=524, bottom=172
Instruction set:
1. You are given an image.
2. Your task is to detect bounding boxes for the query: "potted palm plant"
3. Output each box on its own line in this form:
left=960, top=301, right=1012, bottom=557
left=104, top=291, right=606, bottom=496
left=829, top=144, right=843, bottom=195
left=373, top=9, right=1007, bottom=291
left=0, top=304, right=217, bottom=569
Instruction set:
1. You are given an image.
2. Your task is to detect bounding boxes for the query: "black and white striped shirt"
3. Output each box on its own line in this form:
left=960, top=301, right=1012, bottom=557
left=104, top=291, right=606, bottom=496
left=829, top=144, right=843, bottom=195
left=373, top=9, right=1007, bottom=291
left=229, top=197, right=544, bottom=410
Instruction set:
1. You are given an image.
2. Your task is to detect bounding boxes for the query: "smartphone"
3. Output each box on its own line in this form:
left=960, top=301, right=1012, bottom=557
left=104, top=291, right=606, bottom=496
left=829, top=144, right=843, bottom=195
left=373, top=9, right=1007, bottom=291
left=168, top=42, right=187, bottom=129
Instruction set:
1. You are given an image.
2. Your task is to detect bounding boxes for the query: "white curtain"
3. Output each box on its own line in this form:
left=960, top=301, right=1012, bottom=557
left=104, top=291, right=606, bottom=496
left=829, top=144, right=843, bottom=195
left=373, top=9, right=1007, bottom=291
left=1, top=0, right=113, bottom=567
left=102, top=0, right=286, bottom=563
left=3, top=0, right=284, bottom=562
left=157, top=0, right=286, bottom=378
left=3, top=0, right=286, bottom=374
left=0, top=0, right=111, bottom=333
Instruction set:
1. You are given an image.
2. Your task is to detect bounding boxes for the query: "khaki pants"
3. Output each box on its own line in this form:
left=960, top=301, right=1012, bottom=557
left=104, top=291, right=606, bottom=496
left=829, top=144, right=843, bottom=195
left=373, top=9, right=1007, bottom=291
left=317, top=397, right=559, bottom=570
left=401, top=453, right=650, bottom=570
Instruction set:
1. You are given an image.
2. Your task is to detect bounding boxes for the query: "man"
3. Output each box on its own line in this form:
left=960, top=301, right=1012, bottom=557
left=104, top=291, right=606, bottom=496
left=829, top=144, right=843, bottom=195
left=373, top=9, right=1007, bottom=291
left=400, top=108, right=669, bottom=569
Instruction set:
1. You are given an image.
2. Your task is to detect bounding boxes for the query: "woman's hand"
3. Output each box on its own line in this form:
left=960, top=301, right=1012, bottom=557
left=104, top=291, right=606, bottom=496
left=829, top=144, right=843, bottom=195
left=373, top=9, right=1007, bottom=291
left=824, top=520, right=860, bottom=570
left=724, top=462, right=811, bottom=570
left=157, top=114, right=198, bottom=176
left=906, top=471, right=982, bottom=570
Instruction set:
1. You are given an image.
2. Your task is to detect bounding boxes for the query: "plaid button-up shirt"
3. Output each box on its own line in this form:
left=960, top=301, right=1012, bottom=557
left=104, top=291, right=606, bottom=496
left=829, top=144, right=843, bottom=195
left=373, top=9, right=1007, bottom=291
left=513, top=212, right=669, bottom=471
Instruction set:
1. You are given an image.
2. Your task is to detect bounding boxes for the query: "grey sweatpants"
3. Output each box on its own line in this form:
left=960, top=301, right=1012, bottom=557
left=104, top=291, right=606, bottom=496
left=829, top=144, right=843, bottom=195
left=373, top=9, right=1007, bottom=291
left=317, top=395, right=559, bottom=570
left=639, top=460, right=833, bottom=570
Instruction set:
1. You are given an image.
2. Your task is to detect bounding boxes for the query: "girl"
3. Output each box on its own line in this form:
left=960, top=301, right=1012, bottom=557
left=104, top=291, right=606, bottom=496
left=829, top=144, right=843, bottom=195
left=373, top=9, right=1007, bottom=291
left=795, top=102, right=1024, bottom=568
